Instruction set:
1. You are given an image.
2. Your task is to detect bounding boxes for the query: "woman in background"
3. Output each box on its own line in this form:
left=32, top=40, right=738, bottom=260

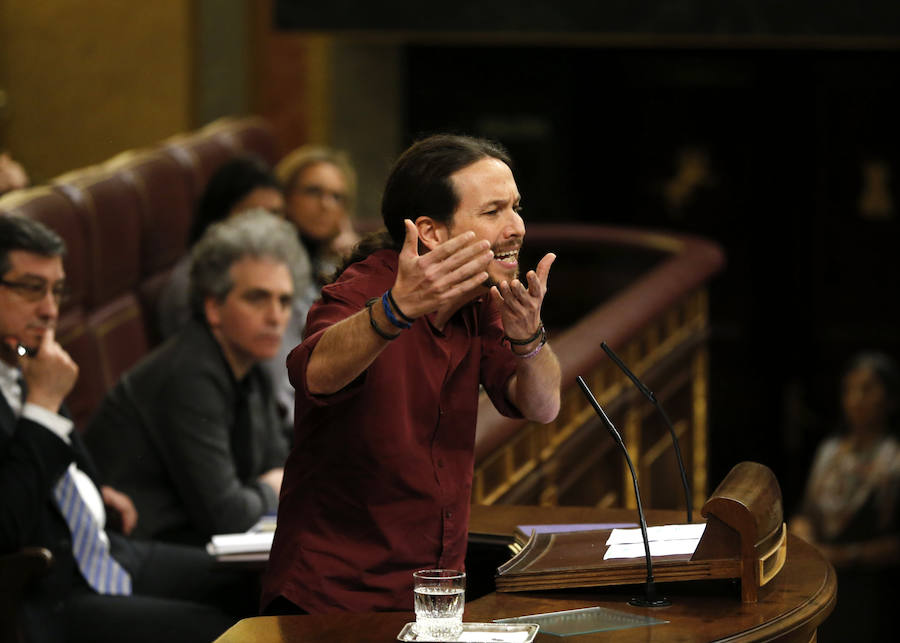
left=790, top=351, right=900, bottom=642
left=276, top=145, right=360, bottom=284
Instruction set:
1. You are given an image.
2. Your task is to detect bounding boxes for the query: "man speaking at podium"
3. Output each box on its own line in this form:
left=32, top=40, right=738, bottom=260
left=261, top=135, right=562, bottom=614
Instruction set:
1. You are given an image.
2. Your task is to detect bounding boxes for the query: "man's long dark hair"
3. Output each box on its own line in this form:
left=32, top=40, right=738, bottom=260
left=332, top=134, right=511, bottom=280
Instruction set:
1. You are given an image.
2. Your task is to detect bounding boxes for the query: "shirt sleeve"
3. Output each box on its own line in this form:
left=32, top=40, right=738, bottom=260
left=288, top=258, right=395, bottom=415
left=21, top=403, right=74, bottom=444
left=478, top=301, right=523, bottom=419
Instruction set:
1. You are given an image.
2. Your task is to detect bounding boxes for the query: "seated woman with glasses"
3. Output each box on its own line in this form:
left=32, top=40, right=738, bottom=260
left=275, top=145, right=361, bottom=285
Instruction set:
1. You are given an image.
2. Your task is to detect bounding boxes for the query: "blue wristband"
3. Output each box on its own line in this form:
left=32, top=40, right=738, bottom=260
left=387, top=288, right=416, bottom=324
left=382, top=291, right=411, bottom=330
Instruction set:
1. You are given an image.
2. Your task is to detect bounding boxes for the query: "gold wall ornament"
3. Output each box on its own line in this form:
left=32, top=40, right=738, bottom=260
left=858, top=159, right=895, bottom=221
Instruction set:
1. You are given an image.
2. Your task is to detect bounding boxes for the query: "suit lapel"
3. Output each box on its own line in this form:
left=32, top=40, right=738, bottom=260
left=0, top=390, right=16, bottom=439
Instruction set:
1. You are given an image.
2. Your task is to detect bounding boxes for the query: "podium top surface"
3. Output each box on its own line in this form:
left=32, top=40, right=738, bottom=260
left=215, top=504, right=835, bottom=643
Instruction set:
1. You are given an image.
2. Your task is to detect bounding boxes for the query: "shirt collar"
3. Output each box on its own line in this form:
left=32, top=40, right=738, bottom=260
left=0, top=358, right=21, bottom=385
left=0, top=358, right=23, bottom=413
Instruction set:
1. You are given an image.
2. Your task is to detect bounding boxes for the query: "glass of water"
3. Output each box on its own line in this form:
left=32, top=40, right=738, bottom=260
left=413, top=569, right=466, bottom=640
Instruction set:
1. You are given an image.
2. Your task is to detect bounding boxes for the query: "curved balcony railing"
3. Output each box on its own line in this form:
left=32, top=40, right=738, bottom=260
left=473, top=224, right=725, bottom=511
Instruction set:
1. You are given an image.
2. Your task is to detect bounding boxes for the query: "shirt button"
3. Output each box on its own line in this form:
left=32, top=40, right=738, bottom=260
left=445, top=510, right=453, bottom=519
left=437, top=459, right=445, bottom=468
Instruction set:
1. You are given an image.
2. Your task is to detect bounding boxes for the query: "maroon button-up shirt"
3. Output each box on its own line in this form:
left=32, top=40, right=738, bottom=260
left=261, top=250, right=521, bottom=613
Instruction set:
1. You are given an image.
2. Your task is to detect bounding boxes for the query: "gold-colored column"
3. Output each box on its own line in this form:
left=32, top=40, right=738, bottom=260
left=691, top=345, right=709, bottom=511
left=623, top=404, right=642, bottom=510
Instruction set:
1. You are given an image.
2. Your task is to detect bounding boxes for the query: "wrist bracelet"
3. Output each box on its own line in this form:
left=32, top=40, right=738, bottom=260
left=381, top=291, right=411, bottom=329
left=387, top=288, right=416, bottom=324
left=515, top=340, right=546, bottom=359
left=512, top=325, right=547, bottom=358
left=366, top=298, right=400, bottom=341
left=504, top=322, right=545, bottom=346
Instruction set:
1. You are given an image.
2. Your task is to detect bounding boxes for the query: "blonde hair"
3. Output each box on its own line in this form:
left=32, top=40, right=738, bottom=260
left=276, top=145, right=357, bottom=215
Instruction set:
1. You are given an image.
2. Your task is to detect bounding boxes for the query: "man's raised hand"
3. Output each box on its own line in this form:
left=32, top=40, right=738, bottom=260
left=391, top=219, right=493, bottom=319
left=490, top=252, right=556, bottom=341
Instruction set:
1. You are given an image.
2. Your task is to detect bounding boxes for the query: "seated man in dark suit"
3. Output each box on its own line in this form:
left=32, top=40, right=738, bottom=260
left=0, top=215, right=251, bottom=643
left=85, top=210, right=300, bottom=545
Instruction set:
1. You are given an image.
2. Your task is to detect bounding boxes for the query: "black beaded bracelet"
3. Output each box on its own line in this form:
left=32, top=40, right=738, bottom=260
left=504, top=322, right=545, bottom=346
left=366, top=298, right=400, bottom=341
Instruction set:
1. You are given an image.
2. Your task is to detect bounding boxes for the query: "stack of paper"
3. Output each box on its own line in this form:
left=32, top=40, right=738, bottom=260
left=206, top=531, right=274, bottom=556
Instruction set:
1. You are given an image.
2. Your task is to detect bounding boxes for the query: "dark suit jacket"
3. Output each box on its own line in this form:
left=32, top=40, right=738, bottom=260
left=84, top=319, right=289, bottom=545
left=0, top=393, right=101, bottom=641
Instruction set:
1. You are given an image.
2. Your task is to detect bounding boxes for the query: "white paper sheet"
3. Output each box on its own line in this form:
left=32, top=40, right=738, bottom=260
left=605, top=523, right=706, bottom=545
left=602, top=523, right=706, bottom=560
left=206, top=531, right=274, bottom=555
left=604, top=539, right=701, bottom=559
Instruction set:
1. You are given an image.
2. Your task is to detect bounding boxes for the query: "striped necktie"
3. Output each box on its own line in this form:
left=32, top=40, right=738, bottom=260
left=53, top=470, right=132, bottom=595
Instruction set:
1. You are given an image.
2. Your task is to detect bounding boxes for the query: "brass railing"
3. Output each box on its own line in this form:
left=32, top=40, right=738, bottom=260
left=473, top=224, right=724, bottom=511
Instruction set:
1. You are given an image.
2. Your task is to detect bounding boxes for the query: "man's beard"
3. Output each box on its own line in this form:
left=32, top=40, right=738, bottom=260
left=482, top=265, right=519, bottom=289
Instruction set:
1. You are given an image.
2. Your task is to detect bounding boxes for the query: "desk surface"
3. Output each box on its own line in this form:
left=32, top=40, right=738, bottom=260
left=215, top=505, right=836, bottom=642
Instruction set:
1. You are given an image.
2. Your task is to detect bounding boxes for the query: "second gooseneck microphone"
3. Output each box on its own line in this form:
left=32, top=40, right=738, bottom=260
left=576, top=376, right=671, bottom=607
left=601, top=341, right=693, bottom=524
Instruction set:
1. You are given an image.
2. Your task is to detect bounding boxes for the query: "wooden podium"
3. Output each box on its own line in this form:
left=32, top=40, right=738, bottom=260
left=214, top=486, right=836, bottom=643
left=496, top=462, right=787, bottom=602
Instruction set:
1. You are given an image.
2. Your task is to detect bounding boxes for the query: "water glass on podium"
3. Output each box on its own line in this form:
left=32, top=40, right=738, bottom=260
left=413, top=569, right=466, bottom=640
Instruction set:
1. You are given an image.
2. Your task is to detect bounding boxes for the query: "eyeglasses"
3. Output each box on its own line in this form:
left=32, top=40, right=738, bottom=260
left=0, top=278, right=68, bottom=304
left=296, top=184, right=348, bottom=206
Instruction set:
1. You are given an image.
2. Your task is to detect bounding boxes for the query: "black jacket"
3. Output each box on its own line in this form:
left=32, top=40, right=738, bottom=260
left=84, top=319, right=289, bottom=545
left=0, top=393, right=106, bottom=641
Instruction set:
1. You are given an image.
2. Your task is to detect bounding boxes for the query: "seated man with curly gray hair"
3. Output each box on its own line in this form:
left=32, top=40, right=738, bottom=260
left=85, top=210, right=306, bottom=546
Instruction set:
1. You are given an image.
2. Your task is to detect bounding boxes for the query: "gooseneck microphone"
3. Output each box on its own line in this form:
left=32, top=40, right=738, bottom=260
left=601, top=341, right=693, bottom=524
left=576, top=376, right=671, bottom=607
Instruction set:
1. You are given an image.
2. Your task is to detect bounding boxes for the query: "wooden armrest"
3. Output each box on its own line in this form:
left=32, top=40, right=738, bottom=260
left=0, top=546, right=53, bottom=587
left=0, top=547, right=54, bottom=643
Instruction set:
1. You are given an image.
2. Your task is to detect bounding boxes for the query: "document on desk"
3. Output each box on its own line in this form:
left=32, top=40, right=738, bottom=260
left=206, top=531, right=274, bottom=556
left=603, top=523, right=706, bottom=560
